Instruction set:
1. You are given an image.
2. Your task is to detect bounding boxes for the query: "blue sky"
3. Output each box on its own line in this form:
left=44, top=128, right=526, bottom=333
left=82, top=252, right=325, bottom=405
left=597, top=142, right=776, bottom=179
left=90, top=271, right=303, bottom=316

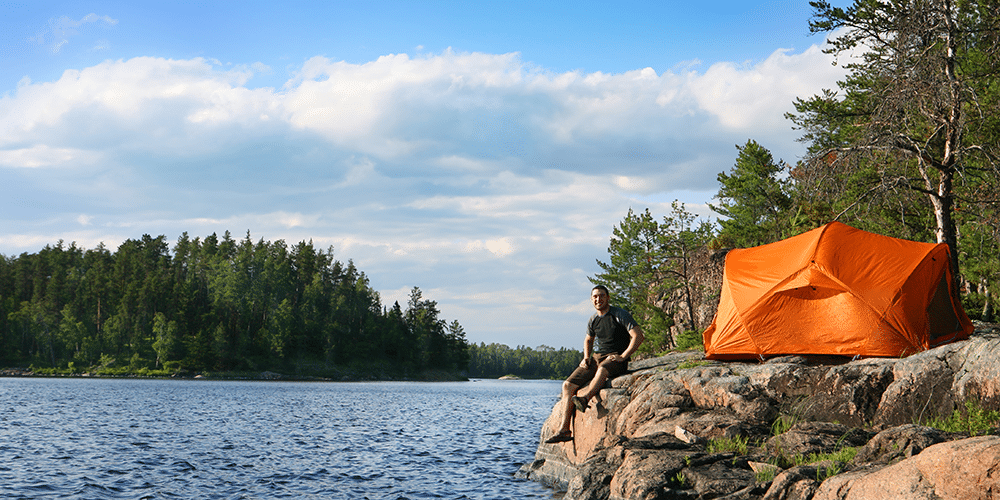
left=1, top=1, right=850, bottom=350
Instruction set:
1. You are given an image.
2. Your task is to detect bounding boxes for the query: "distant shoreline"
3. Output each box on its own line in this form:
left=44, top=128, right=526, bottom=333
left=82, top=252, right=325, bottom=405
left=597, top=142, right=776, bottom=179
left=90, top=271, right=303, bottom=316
left=0, top=368, right=469, bottom=383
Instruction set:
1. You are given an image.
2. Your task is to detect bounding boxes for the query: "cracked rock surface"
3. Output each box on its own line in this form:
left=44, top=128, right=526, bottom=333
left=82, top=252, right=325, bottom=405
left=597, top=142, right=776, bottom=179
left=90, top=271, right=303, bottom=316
left=519, top=323, right=1000, bottom=500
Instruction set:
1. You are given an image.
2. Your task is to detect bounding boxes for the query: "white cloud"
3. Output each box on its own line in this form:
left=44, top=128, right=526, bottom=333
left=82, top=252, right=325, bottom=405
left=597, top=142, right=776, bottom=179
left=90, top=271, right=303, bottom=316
left=32, top=14, right=118, bottom=54
left=614, top=175, right=653, bottom=192
left=0, top=57, right=270, bottom=151
left=0, top=144, right=100, bottom=168
left=687, top=44, right=846, bottom=131
left=2, top=45, right=846, bottom=177
left=0, top=43, right=849, bottom=348
left=464, top=238, right=515, bottom=257
left=264, top=211, right=320, bottom=229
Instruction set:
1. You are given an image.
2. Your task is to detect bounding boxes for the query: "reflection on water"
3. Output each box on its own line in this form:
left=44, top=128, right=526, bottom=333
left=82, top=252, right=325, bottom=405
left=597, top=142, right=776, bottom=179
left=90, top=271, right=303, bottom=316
left=0, top=377, right=562, bottom=499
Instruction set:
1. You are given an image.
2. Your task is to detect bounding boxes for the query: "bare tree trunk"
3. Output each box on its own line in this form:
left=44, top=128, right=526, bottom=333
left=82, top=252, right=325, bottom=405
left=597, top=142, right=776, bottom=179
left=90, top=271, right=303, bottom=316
left=937, top=0, right=963, bottom=285
left=929, top=170, right=961, bottom=282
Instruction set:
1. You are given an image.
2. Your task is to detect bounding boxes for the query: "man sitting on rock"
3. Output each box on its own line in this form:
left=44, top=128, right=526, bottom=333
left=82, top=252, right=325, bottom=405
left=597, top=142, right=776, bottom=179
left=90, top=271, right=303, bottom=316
left=546, top=285, right=644, bottom=443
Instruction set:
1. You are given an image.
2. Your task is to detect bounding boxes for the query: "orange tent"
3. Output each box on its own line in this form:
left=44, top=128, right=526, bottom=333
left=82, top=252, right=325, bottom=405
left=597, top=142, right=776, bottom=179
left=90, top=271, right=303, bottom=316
left=703, top=222, right=973, bottom=360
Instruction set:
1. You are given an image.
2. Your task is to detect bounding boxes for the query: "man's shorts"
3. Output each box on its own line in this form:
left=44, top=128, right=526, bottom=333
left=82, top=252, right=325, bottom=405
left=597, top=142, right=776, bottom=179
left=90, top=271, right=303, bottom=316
left=566, top=353, right=629, bottom=388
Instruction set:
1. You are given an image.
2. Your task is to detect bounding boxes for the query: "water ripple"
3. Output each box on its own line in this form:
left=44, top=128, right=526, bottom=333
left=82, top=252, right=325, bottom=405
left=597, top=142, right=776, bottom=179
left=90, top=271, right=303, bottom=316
left=0, top=378, right=561, bottom=499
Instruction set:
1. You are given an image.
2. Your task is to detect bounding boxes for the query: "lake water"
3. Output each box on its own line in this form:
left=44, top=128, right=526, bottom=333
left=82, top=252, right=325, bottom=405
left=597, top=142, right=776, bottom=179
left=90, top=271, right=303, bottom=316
left=0, top=377, right=562, bottom=499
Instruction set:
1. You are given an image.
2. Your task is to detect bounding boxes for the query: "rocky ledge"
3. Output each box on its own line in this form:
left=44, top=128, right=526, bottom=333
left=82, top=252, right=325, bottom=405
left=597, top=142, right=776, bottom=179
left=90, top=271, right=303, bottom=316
left=518, top=322, right=1000, bottom=500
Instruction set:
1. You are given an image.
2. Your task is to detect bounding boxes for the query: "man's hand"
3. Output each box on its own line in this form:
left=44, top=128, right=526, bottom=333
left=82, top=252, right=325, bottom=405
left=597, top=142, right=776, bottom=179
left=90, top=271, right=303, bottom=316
left=579, top=357, right=592, bottom=368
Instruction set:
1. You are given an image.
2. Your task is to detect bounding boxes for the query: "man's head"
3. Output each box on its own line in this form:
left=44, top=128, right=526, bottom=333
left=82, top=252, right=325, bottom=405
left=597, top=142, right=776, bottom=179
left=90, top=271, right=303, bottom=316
left=591, top=285, right=610, bottom=313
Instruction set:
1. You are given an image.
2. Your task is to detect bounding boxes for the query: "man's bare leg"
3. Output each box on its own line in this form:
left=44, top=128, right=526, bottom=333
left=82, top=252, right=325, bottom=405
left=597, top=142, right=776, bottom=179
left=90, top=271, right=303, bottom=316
left=545, top=379, right=583, bottom=442
left=556, top=380, right=580, bottom=434
left=577, top=366, right=610, bottom=403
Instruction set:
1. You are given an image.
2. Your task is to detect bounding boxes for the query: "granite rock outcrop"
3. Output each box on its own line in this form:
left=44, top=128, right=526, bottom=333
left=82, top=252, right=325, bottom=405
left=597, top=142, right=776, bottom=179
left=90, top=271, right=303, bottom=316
left=519, top=323, right=1000, bottom=500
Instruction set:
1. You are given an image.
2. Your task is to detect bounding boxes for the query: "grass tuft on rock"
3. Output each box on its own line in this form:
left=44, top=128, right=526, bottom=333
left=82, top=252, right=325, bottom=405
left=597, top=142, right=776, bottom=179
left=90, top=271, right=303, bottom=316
left=925, top=400, right=1000, bottom=436
left=706, top=435, right=749, bottom=455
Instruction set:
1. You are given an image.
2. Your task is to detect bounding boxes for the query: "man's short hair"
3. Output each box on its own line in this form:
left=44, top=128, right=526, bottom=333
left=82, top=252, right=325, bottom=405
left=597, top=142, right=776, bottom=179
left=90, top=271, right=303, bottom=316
left=592, top=285, right=609, bottom=296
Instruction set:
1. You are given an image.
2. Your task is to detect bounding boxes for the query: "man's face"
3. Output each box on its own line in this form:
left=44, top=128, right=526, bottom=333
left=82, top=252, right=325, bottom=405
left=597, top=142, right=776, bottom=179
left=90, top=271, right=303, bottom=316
left=591, top=289, right=609, bottom=312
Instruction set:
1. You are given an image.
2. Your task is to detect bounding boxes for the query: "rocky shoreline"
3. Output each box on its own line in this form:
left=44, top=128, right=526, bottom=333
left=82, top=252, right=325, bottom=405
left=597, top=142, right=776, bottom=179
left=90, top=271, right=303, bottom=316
left=519, top=322, right=1000, bottom=499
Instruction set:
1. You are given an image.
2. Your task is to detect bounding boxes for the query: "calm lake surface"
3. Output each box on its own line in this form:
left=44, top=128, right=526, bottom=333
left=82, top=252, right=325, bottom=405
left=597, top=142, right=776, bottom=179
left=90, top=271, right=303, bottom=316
left=0, top=377, right=562, bottom=499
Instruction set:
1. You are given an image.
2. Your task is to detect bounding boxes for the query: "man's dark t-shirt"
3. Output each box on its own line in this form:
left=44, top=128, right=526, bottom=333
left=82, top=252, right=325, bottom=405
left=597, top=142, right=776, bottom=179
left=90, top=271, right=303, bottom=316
left=587, top=306, right=639, bottom=355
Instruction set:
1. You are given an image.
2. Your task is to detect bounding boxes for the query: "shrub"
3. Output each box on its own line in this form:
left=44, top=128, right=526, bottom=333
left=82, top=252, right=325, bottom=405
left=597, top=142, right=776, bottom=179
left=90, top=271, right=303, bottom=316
left=674, top=330, right=704, bottom=351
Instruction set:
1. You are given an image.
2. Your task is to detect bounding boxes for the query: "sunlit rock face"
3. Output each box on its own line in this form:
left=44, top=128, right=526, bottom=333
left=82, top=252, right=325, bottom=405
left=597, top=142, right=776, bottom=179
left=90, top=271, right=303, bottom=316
left=520, top=323, right=1000, bottom=500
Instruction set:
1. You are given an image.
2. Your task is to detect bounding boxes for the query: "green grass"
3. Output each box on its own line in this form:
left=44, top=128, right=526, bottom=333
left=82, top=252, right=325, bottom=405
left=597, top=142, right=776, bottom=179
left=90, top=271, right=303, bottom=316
left=925, top=400, right=1000, bottom=436
left=795, top=447, right=858, bottom=466
left=804, top=447, right=858, bottom=480
left=771, top=413, right=799, bottom=436
left=754, top=461, right=780, bottom=483
left=768, top=446, right=858, bottom=478
left=28, top=363, right=177, bottom=378
left=677, top=359, right=712, bottom=370
left=706, top=435, right=749, bottom=455
left=672, top=471, right=687, bottom=486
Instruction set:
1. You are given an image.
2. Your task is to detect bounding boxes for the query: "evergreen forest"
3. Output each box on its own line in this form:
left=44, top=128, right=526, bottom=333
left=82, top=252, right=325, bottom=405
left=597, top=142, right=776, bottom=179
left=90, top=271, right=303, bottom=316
left=0, top=231, right=470, bottom=379
left=466, top=343, right=583, bottom=379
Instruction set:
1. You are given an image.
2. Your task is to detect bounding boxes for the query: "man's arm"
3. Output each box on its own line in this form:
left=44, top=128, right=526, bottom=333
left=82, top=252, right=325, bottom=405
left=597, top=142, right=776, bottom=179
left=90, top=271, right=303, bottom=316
left=580, top=334, right=594, bottom=367
left=617, top=326, right=644, bottom=361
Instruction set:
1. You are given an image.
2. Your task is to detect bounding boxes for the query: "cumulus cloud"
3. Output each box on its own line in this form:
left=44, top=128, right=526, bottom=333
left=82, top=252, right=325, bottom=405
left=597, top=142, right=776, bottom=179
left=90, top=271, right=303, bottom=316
left=0, top=44, right=848, bottom=348
left=688, top=44, right=843, bottom=131
left=2, top=47, right=843, bottom=178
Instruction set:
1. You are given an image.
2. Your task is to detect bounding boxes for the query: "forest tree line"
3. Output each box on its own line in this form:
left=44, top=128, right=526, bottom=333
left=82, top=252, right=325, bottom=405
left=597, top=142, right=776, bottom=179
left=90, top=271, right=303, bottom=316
left=592, top=0, right=1000, bottom=354
left=466, top=343, right=582, bottom=379
left=0, top=231, right=469, bottom=377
